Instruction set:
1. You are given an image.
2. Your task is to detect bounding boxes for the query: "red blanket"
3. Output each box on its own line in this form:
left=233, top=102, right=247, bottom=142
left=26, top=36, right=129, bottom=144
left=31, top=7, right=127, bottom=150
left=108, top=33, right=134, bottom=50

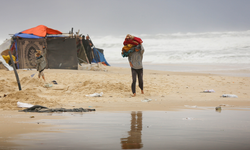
left=123, top=36, right=143, bottom=46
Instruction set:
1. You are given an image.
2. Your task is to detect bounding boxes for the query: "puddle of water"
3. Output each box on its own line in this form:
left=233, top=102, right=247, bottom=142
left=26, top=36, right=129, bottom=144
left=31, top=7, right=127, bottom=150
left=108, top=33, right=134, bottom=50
left=8, top=110, right=250, bottom=150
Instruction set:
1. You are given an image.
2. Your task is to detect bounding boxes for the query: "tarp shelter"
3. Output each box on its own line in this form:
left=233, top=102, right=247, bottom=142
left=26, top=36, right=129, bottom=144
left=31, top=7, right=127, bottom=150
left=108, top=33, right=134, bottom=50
left=76, top=36, right=110, bottom=66
left=21, top=25, right=62, bottom=37
left=92, top=48, right=110, bottom=66
left=12, top=25, right=78, bottom=69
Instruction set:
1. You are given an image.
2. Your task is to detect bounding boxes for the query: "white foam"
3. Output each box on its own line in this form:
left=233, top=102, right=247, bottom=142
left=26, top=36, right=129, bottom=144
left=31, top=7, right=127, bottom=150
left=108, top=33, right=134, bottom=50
left=91, top=31, right=250, bottom=64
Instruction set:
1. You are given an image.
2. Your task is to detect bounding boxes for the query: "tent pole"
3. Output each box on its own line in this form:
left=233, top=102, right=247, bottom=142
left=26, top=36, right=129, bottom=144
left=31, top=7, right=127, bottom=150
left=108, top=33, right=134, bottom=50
left=8, top=51, right=21, bottom=91
left=80, top=41, right=89, bottom=64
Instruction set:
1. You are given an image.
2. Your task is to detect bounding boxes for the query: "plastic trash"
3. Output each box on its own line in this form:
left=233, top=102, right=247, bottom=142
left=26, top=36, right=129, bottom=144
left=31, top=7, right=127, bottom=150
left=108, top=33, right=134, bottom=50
left=182, top=117, right=194, bottom=120
left=86, top=92, right=103, bottom=97
left=31, top=73, right=36, bottom=77
left=221, top=94, right=238, bottom=98
left=184, top=105, right=197, bottom=108
left=44, top=83, right=53, bottom=88
left=52, top=80, right=58, bottom=84
left=215, top=106, right=222, bottom=113
left=17, top=101, right=34, bottom=108
left=203, top=89, right=215, bottom=93
left=141, top=98, right=152, bottom=102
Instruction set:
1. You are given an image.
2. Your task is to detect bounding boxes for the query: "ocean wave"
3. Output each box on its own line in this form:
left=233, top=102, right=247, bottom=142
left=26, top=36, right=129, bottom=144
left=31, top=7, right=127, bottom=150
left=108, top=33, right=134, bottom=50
left=92, top=31, right=250, bottom=64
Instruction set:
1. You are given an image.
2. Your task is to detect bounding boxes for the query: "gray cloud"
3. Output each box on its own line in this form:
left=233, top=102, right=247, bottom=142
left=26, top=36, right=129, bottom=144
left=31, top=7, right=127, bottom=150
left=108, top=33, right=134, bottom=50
left=1, top=0, right=250, bottom=43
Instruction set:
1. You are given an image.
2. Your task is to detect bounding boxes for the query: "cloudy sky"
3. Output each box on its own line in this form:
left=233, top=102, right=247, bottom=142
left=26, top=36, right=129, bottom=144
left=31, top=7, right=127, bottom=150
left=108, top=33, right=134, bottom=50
left=1, top=0, right=250, bottom=43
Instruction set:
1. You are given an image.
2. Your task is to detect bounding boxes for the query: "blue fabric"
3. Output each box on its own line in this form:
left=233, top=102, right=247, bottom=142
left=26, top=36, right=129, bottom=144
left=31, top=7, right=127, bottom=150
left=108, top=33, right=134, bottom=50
left=14, top=33, right=65, bottom=39
left=14, top=39, right=19, bottom=69
left=14, top=33, right=42, bottom=39
left=122, top=45, right=141, bottom=57
left=91, top=48, right=110, bottom=66
left=122, top=49, right=134, bottom=57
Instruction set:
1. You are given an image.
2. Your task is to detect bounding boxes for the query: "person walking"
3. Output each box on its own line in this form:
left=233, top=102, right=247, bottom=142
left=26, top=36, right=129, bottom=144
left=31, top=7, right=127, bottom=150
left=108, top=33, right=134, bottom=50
left=35, top=46, right=47, bottom=82
left=128, top=44, right=145, bottom=97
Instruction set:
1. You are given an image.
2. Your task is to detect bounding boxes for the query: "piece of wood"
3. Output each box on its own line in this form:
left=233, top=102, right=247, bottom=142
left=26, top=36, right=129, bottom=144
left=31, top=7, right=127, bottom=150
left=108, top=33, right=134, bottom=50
left=8, top=51, right=21, bottom=91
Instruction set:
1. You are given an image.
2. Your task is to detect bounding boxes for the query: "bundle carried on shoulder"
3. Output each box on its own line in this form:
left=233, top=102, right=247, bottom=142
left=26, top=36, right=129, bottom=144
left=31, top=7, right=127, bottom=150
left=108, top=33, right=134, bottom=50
left=122, top=34, right=143, bottom=57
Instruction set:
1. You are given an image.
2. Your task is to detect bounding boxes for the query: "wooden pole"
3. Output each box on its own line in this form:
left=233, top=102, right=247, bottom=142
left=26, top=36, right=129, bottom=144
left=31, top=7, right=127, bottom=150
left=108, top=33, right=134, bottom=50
left=8, top=51, right=21, bottom=91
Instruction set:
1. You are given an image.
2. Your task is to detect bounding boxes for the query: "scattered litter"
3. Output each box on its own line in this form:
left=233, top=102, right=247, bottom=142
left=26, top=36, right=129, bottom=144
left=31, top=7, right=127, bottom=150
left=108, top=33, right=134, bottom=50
left=221, top=94, right=238, bottom=98
left=184, top=105, right=197, bottom=108
left=141, top=98, right=152, bottom=102
left=17, top=101, right=34, bottom=108
left=219, top=104, right=234, bottom=107
left=215, top=106, right=222, bottom=112
left=202, top=89, right=215, bottom=93
left=78, top=63, right=108, bottom=72
left=31, top=73, right=36, bottom=77
left=30, top=116, right=35, bottom=118
left=52, top=80, right=58, bottom=84
left=44, top=83, right=53, bottom=88
left=86, top=92, right=103, bottom=97
left=3, top=94, right=7, bottom=97
left=182, top=117, right=194, bottom=120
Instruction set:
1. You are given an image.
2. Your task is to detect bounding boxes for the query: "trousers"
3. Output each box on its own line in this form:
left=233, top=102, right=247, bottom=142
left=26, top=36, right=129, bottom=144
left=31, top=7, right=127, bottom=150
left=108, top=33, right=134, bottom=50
left=131, top=68, right=143, bottom=94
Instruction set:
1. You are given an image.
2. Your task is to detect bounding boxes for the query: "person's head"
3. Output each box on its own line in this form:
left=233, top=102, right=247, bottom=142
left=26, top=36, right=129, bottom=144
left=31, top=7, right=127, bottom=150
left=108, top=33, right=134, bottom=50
left=86, top=35, right=89, bottom=40
left=35, top=50, right=42, bottom=57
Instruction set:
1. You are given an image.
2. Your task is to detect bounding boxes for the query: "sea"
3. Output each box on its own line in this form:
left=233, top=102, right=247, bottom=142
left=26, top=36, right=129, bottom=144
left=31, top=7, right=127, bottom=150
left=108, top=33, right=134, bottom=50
left=91, top=31, right=250, bottom=75
left=92, top=31, right=250, bottom=64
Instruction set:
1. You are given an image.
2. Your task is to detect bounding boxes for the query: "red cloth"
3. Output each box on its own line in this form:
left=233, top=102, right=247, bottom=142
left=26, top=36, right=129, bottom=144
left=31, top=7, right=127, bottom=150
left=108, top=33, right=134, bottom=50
left=133, top=37, right=143, bottom=44
left=123, top=36, right=143, bottom=46
left=21, top=25, right=62, bottom=37
left=123, top=39, right=139, bottom=45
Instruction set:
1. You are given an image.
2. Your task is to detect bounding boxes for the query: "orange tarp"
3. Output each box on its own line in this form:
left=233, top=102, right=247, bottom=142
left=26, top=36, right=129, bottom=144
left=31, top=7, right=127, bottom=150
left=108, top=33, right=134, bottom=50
left=21, top=25, right=62, bottom=37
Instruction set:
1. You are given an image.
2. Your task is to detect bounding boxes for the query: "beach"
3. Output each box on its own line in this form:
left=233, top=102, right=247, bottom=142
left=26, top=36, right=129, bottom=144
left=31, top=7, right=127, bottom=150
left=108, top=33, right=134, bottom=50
left=1, top=65, right=250, bottom=148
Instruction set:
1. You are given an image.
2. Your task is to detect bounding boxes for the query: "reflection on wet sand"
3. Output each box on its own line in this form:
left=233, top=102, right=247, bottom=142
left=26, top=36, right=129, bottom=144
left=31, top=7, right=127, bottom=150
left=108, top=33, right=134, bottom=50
left=121, top=111, right=143, bottom=149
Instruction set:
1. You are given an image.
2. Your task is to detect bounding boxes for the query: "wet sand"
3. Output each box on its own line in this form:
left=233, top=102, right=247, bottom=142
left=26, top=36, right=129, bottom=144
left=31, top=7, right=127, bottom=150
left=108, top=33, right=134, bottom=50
left=0, top=64, right=250, bottom=148
left=3, top=110, right=250, bottom=150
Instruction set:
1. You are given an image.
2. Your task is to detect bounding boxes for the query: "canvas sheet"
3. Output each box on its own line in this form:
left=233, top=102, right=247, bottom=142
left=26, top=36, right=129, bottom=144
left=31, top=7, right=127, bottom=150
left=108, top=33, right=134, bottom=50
left=47, top=38, right=78, bottom=69
left=17, top=38, right=46, bottom=69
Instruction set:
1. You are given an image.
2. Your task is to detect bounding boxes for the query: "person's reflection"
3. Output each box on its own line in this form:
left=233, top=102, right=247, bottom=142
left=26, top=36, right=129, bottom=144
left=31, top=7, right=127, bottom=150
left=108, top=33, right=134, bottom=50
left=121, top=111, right=143, bottom=149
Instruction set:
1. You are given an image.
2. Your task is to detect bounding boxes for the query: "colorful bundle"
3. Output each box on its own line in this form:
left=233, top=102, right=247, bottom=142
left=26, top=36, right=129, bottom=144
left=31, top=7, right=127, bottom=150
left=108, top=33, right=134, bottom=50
left=122, top=34, right=143, bottom=57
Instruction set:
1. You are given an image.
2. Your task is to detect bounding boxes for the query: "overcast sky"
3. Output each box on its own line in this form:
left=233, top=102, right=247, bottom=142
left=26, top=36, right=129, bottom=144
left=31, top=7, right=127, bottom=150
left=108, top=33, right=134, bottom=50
left=1, top=0, right=250, bottom=42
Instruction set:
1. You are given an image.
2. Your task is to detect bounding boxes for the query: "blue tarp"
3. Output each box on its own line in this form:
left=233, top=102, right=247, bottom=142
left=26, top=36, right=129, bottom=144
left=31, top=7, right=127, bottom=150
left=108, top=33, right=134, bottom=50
left=92, top=48, right=110, bottom=66
left=14, top=33, right=42, bottom=39
left=14, top=33, right=66, bottom=39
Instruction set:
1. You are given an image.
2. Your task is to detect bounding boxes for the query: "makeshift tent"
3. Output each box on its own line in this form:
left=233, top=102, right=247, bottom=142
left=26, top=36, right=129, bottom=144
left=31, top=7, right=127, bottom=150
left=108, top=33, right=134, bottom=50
left=11, top=25, right=78, bottom=69
left=6, top=25, right=110, bottom=70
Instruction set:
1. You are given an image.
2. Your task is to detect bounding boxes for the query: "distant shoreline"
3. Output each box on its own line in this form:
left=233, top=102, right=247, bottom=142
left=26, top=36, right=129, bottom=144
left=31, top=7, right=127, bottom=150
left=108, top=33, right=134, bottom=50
left=110, top=63, right=250, bottom=77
